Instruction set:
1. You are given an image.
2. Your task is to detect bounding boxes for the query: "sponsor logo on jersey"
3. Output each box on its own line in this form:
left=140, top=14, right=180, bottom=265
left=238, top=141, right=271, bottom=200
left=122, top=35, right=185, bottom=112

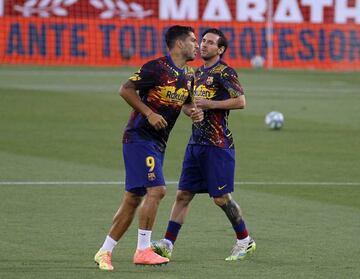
left=165, top=88, right=189, bottom=102
left=193, top=84, right=216, bottom=99
left=149, top=86, right=189, bottom=104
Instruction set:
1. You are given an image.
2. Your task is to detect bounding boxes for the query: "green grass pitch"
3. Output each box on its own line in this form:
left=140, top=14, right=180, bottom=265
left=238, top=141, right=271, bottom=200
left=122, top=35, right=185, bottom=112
left=0, top=65, right=360, bottom=278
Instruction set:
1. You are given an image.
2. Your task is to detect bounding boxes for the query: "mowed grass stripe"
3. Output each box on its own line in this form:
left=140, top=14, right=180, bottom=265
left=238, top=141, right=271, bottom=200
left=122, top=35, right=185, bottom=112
left=0, top=185, right=358, bottom=278
left=0, top=66, right=359, bottom=278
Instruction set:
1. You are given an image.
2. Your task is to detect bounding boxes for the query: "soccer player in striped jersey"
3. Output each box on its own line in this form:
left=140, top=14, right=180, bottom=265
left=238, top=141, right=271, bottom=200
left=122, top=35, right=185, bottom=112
left=94, top=25, right=203, bottom=270
left=152, top=28, right=256, bottom=261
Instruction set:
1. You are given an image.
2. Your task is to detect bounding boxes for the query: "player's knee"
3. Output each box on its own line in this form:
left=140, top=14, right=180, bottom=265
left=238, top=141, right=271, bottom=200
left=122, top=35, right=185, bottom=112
left=156, top=190, right=166, bottom=200
left=213, top=194, right=231, bottom=207
left=124, top=193, right=142, bottom=207
left=147, top=186, right=166, bottom=201
left=213, top=196, right=226, bottom=207
left=175, top=191, right=193, bottom=206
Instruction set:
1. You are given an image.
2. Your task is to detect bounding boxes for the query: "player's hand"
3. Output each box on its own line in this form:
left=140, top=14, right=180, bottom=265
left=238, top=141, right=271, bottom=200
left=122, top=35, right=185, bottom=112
left=194, top=97, right=214, bottom=110
left=147, top=112, right=168, bottom=130
left=190, top=108, right=204, bottom=122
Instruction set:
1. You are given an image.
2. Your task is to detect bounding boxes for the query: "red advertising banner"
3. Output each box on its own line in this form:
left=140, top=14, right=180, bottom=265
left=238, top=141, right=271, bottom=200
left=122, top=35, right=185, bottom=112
left=1, top=17, right=359, bottom=70
left=2, top=0, right=158, bottom=18
left=2, top=0, right=360, bottom=23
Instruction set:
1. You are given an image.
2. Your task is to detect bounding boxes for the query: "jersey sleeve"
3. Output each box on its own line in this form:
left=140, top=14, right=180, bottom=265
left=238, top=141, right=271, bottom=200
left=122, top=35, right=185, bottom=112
left=128, top=60, right=159, bottom=92
left=221, top=67, right=244, bottom=98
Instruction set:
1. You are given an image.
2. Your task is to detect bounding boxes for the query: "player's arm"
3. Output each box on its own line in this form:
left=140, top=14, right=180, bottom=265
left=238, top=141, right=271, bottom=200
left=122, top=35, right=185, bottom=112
left=195, top=67, right=246, bottom=110
left=119, top=81, right=168, bottom=130
left=182, top=103, right=204, bottom=122
left=194, top=95, right=246, bottom=110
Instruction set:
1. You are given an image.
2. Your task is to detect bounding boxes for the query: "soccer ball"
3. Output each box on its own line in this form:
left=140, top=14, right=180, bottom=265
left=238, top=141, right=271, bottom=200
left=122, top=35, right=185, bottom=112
left=250, top=55, right=265, bottom=68
left=265, top=111, right=284, bottom=130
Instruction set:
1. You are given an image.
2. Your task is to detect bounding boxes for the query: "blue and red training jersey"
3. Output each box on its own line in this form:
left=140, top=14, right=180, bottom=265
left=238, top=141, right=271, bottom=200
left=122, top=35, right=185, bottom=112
left=189, top=60, right=244, bottom=149
left=123, top=56, right=194, bottom=152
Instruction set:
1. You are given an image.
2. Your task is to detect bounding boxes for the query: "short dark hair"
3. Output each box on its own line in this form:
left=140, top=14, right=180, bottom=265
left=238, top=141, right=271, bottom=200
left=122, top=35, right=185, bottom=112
left=202, top=28, right=228, bottom=55
left=165, top=25, right=195, bottom=50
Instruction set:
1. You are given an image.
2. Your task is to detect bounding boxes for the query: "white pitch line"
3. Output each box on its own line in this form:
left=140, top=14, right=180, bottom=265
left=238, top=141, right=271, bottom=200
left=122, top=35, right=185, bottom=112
left=0, top=181, right=359, bottom=186
left=237, top=181, right=360, bottom=186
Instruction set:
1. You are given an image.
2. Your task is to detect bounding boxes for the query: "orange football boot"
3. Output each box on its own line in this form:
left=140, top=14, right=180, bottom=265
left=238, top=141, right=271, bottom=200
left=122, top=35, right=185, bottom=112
left=133, top=247, right=169, bottom=265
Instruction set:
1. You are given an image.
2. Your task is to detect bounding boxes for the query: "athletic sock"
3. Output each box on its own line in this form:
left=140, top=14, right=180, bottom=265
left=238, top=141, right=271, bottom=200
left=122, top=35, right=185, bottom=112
left=137, top=229, right=152, bottom=250
left=164, top=220, right=182, bottom=245
left=233, top=219, right=249, bottom=240
left=237, top=235, right=251, bottom=245
left=100, top=235, right=118, bottom=252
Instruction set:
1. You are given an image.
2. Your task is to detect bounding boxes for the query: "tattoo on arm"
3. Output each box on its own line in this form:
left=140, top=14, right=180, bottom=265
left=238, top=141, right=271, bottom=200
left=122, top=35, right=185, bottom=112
left=220, top=199, right=243, bottom=227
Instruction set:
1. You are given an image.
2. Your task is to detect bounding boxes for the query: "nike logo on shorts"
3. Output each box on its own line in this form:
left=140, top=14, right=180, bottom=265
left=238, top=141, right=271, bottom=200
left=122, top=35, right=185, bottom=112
left=218, top=184, right=227, bottom=190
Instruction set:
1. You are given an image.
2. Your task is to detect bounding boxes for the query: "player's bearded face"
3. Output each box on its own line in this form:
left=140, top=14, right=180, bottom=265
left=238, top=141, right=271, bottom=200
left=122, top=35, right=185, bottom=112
left=200, top=33, right=221, bottom=61
left=183, top=32, right=199, bottom=61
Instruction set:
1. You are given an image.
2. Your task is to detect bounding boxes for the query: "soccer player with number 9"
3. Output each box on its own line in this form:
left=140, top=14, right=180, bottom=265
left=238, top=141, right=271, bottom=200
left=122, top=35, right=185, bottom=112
left=94, top=25, right=203, bottom=270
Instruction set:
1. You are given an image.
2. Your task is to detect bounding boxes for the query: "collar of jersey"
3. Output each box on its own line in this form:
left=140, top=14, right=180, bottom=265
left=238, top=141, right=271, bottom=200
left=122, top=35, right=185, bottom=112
left=202, top=59, right=221, bottom=72
left=166, top=55, right=185, bottom=74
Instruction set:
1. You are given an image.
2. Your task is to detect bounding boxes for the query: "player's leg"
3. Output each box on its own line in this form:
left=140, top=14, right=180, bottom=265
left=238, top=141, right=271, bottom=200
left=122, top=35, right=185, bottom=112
left=139, top=186, right=166, bottom=229
left=95, top=191, right=142, bottom=270
left=131, top=142, right=169, bottom=265
left=151, top=190, right=195, bottom=259
left=166, top=190, right=195, bottom=243
left=137, top=185, right=166, bottom=248
left=152, top=145, right=201, bottom=259
left=133, top=185, right=170, bottom=265
left=205, top=146, right=256, bottom=260
left=169, top=190, right=195, bottom=224
left=95, top=141, right=168, bottom=269
left=213, top=194, right=256, bottom=260
left=110, top=191, right=143, bottom=240
left=213, top=193, right=246, bottom=236
left=135, top=185, right=172, bottom=265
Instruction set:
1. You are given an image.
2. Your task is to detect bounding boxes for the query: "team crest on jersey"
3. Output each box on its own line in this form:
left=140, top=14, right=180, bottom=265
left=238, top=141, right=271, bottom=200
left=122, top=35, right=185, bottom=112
left=148, top=172, right=156, bottom=181
left=206, top=76, right=214, bottom=85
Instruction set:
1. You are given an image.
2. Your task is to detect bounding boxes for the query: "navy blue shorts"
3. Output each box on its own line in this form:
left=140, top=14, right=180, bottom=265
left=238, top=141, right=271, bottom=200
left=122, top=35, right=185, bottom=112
left=178, top=145, right=235, bottom=197
left=123, top=141, right=165, bottom=196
